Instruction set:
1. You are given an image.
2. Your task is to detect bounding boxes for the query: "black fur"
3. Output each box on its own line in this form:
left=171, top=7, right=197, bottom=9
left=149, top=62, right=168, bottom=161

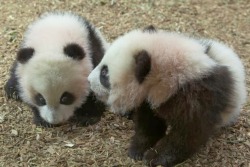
left=100, top=65, right=110, bottom=89
left=60, top=92, right=75, bottom=105
left=134, top=50, right=151, bottom=84
left=128, top=102, right=166, bottom=160
left=4, top=61, right=21, bottom=100
left=130, top=65, right=234, bottom=167
left=64, top=43, right=85, bottom=60
left=143, top=25, right=157, bottom=33
left=70, top=92, right=106, bottom=126
left=17, top=48, right=35, bottom=64
left=34, top=93, right=46, bottom=106
left=205, top=44, right=212, bottom=54
left=85, top=21, right=106, bottom=68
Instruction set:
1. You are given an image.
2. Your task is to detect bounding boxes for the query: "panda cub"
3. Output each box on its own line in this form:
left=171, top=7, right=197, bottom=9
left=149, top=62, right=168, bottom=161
left=88, top=26, right=247, bottom=166
left=5, top=12, right=108, bottom=127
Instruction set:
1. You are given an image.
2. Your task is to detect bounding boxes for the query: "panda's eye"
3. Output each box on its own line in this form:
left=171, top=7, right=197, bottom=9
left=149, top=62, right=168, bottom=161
left=100, top=65, right=110, bottom=89
left=101, top=67, right=108, bottom=76
left=35, top=93, right=46, bottom=106
left=60, top=92, right=75, bottom=105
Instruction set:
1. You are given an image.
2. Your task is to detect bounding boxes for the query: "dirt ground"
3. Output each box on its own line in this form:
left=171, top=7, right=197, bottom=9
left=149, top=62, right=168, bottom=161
left=0, top=0, right=249, bottom=166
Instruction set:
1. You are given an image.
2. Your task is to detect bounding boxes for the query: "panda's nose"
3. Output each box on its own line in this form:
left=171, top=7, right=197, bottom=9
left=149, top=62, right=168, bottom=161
left=87, top=74, right=92, bottom=83
left=88, top=70, right=95, bottom=83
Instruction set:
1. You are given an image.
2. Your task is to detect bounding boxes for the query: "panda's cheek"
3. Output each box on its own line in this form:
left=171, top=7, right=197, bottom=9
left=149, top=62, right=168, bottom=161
left=91, top=83, right=100, bottom=93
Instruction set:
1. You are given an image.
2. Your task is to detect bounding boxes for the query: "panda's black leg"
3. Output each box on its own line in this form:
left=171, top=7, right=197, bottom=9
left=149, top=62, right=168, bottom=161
left=142, top=66, right=231, bottom=166
left=70, top=92, right=106, bottom=126
left=4, top=62, right=21, bottom=101
left=143, top=117, right=215, bottom=167
left=31, top=107, right=54, bottom=128
left=128, top=102, right=167, bottom=160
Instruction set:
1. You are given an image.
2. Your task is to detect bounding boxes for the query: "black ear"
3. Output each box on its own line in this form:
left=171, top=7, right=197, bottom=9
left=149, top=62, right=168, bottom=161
left=143, top=25, right=157, bottom=33
left=17, top=48, right=35, bottom=64
left=64, top=43, right=85, bottom=60
left=134, top=50, right=151, bottom=84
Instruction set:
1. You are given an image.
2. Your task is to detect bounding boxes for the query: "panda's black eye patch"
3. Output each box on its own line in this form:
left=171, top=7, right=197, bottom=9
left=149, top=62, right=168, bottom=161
left=34, top=93, right=46, bottom=106
left=60, top=92, right=75, bottom=105
left=17, top=48, right=35, bottom=64
left=100, top=65, right=110, bottom=89
left=64, top=43, right=85, bottom=60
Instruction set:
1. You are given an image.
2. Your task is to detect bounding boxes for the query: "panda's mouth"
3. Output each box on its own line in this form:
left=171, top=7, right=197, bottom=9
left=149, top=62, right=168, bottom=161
left=89, top=83, right=110, bottom=103
left=94, top=92, right=109, bottom=103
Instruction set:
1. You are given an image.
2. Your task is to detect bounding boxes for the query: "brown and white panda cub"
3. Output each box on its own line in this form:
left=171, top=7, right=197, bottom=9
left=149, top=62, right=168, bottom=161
left=88, top=26, right=247, bottom=166
left=4, top=12, right=108, bottom=127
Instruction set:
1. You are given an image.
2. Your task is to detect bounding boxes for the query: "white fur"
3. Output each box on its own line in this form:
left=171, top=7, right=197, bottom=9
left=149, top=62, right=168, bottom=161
left=88, top=29, right=246, bottom=125
left=16, top=12, right=107, bottom=124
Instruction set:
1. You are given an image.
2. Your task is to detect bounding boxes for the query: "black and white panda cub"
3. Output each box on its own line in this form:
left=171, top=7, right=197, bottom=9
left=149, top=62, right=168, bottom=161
left=4, top=12, right=108, bottom=127
left=88, top=26, right=247, bottom=166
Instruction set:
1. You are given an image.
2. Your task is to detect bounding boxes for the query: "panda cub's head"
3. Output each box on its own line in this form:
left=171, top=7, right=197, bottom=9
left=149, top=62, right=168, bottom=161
left=88, top=26, right=218, bottom=115
left=16, top=12, right=94, bottom=125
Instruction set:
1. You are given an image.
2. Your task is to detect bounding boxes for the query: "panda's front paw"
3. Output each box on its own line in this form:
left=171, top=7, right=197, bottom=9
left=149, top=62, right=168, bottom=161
left=128, top=133, right=157, bottom=161
left=69, top=114, right=101, bottom=126
left=33, top=118, right=55, bottom=128
left=128, top=145, right=144, bottom=160
left=4, top=81, right=20, bottom=100
left=143, top=148, right=176, bottom=167
left=78, top=116, right=101, bottom=126
left=143, top=148, right=159, bottom=165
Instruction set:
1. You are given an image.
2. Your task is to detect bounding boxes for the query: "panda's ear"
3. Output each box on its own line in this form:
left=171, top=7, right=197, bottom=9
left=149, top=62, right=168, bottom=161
left=143, top=25, right=157, bottom=33
left=17, top=48, right=35, bottom=64
left=134, top=50, right=151, bottom=84
left=64, top=43, right=85, bottom=60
